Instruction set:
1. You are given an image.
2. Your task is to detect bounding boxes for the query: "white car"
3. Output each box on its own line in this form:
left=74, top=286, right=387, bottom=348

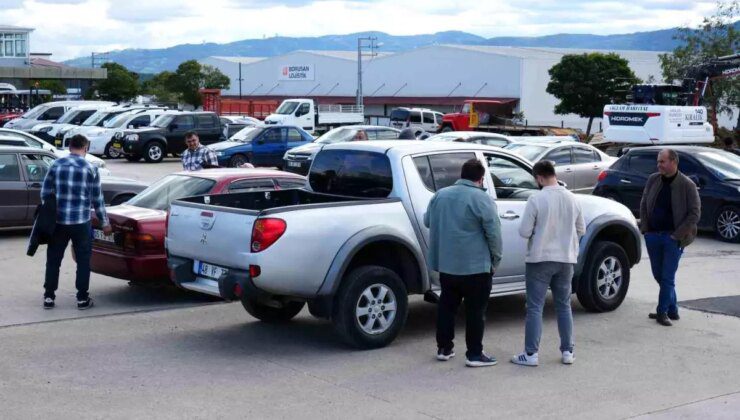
left=29, top=104, right=113, bottom=141
left=389, top=107, right=445, bottom=136
left=84, top=110, right=168, bottom=158
left=3, top=100, right=115, bottom=131
left=0, top=128, right=111, bottom=176
left=59, top=105, right=166, bottom=147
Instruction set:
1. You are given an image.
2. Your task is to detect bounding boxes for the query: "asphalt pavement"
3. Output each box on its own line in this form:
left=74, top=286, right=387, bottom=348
left=0, top=159, right=738, bottom=419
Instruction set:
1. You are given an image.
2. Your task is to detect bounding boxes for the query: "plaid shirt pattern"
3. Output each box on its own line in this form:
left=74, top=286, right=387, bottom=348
left=182, top=145, right=218, bottom=171
left=41, top=155, right=109, bottom=226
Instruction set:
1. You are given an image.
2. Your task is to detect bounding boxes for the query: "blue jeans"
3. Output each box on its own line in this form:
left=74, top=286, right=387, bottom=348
left=524, top=262, right=574, bottom=354
left=644, top=232, right=683, bottom=316
left=44, top=221, right=92, bottom=300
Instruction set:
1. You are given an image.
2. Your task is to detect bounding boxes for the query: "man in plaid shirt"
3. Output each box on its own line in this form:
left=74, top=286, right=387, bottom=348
left=182, top=131, right=218, bottom=171
left=40, top=134, right=111, bottom=310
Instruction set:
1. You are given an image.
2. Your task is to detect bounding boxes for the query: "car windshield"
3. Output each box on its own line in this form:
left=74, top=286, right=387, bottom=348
left=427, top=133, right=468, bottom=142
left=126, top=174, right=216, bottom=211
left=276, top=101, right=300, bottom=115
left=230, top=126, right=263, bottom=142
left=696, top=151, right=740, bottom=181
left=22, top=105, right=47, bottom=119
left=82, top=111, right=109, bottom=126
left=315, top=127, right=357, bottom=144
left=55, top=109, right=82, bottom=124
left=152, top=114, right=175, bottom=128
left=104, top=113, right=136, bottom=128
left=504, top=144, right=548, bottom=162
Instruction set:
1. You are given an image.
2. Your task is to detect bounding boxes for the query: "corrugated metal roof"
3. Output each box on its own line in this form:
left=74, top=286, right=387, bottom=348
left=439, top=44, right=665, bottom=60
left=0, top=25, right=33, bottom=32
left=207, top=56, right=266, bottom=64
left=296, top=50, right=392, bottom=61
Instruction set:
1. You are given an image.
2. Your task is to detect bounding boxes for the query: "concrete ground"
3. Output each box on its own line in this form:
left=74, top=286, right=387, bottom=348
left=0, top=159, right=738, bottom=419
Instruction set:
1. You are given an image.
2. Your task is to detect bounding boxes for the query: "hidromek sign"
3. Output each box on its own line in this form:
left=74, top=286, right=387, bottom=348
left=279, top=64, right=315, bottom=81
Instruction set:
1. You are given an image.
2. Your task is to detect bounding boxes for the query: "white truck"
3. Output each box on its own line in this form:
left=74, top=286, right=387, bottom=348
left=603, top=104, right=714, bottom=144
left=263, top=99, right=364, bottom=134
left=166, top=141, right=642, bottom=349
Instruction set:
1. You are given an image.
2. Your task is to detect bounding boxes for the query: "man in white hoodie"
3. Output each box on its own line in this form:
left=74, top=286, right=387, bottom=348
left=511, top=160, right=585, bottom=366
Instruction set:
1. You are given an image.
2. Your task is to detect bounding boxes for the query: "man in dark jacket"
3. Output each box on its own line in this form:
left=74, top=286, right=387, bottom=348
left=639, top=148, right=700, bottom=326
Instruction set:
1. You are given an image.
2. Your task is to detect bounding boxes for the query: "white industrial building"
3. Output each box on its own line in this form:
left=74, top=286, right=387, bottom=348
left=201, top=45, right=671, bottom=132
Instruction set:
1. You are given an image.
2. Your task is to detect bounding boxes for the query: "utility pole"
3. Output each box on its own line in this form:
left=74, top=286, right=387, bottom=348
left=356, top=36, right=379, bottom=107
left=238, top=62, right=244, bottom=99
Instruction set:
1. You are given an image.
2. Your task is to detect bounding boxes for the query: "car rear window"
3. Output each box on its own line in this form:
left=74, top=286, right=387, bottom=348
left=126, top=174, right=216, bottom=210
left=389, top=109, right=410, bottom=122
left=309, top=150, right=393, bottom=198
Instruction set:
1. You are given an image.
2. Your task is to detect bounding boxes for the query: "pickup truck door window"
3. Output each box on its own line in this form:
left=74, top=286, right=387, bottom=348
left=484, top=152, right=537, bottom=282
left=275, top=178, right=306, bottom=189
left=544, top=147, right=575, bottom=190
left=0, top=153, right=28, bottom=225
left=295, top=103, right=312, bottom=130
left=196, top=115, right=220, bottom=144
left=228, top=178, right=276, bottom=193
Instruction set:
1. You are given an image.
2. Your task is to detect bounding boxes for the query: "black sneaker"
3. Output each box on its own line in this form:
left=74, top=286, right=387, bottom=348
left=466, top=353, right=498, bottom=367
left=436, top=348, right=456, bottom=361
left=650, top=312, right=680, bottom=321
left=43, top=297, right=55, bottom=309
left=656, top=313, right=672, bottom=326
left=77, top=297, right=94, bottom=310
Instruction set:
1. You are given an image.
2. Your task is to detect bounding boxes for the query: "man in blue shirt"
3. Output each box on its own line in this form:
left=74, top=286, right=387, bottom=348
left=41, top=134, right=111, bottom=310
left=424, top=158, right=503, bottom=367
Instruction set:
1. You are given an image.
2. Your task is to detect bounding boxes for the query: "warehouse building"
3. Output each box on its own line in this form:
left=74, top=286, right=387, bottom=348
left=200, top=45, right=666, bottom=132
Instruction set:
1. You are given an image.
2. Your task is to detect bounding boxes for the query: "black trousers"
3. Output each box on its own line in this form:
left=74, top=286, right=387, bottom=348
left=436, top=272, right=492, bottom=358
left=44, top=221, right=92, bottom=300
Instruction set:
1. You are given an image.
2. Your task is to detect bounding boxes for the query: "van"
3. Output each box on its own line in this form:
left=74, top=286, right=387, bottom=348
left=389, top=107, right=444, bottom=135
left=4, top=101, right=115, bottom=132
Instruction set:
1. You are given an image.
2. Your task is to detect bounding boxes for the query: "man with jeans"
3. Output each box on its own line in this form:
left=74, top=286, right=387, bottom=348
left=640, top=148, right=700, bottom=326
left=424, top=159, right=503, bottom=367
left=512, top=160, right=585, bottom=367
left=41, top=134, right=110, bottom=310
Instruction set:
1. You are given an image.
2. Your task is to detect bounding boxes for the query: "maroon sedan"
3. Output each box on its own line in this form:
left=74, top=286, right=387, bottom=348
left=90, top=168, right=306, bottom=283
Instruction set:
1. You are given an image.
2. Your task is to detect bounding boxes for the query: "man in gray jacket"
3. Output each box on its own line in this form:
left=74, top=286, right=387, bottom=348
left=512, top=160, right=585, bottom=367
left=424, top=159, right=503, bottom=367
left=640, top=148, right=700, bottom=326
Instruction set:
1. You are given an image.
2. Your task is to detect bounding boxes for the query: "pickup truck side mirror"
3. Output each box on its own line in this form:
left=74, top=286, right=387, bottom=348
left=169, top=124, right=178, bottom=131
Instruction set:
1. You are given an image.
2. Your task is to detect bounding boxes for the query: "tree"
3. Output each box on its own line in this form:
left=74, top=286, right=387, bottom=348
left=547, top=53, right=639, bottom=137
left=32, top=80, right=66, bottom=95
left=659, top=1, right=740, bottom=130
left=140, top=71, right=178, bottom=103
left=164, top=60, right=231, bottom=107
left=202, top=64, right=230, bottom=90
left=96, top=62, right=139, bottom=102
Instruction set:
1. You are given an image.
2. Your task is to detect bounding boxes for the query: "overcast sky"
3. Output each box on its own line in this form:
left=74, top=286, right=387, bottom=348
left=2, top=0, right=720, bottom=61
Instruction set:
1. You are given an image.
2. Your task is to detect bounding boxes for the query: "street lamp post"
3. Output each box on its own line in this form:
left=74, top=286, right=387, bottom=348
left=356, top=36, right=379, bottom=107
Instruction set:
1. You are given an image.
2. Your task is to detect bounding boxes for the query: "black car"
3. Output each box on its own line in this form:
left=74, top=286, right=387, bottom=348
left=0, top=146, right=147, bottom=229
left=116, top=112, right=224, bottom=163
left=593, top=146, right=740, bottom=243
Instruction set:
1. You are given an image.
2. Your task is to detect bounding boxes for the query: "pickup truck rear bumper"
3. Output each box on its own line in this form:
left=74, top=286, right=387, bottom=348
left=168, top=255, right=268, bottom=302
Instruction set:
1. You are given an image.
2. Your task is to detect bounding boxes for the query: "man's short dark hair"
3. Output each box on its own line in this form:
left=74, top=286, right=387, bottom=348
left=185, top=131, right=198, bottom=139
left=460, top=158, right=485, bottom=182
left=533, top=160, right=556, bottom=178
left=662, top=148, right=679, bottom=163
left=69, top=134, right=89, bottom=150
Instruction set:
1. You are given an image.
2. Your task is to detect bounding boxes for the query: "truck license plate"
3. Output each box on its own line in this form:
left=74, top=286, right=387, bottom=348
left=195, top=261, right=228, bottom=279
left=93, top=229, right=115, bottom=243
left=112, top=142, right=122, bottom=149
left=287, top=161, right=301, bottom=168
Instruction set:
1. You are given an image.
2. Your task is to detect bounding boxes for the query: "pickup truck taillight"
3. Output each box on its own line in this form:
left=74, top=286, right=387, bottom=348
left=251, top=218, right=286, bottom=252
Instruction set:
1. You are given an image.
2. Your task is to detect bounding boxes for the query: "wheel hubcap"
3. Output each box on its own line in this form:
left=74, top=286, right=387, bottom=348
left=717, top=210, right=739, bottom=240
left=149, top=146, right=162, bottom=161
left=596, top=256, right=622, bottom=300
left=355, top=283, right=397, bottom=335
left=109, top=146, right=121, bottom=158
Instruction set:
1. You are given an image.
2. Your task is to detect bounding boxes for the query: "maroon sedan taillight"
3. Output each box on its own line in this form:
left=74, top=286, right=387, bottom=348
left=123, top=232, right=160, bottom=254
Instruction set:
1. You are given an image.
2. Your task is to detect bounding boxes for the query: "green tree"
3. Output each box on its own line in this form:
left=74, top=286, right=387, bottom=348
left=547, top=53, right=638, bottom=137
left=96, top=62, right=139, bottom=102
left=202, top=64, right=230, bottom=90
left=659, top=1, right=740, bottom=130
left=140, top=71, right=179, bottom=103
left=31, top=79, right=66, bottom=95
left=171, top=60, right=205, bottom=107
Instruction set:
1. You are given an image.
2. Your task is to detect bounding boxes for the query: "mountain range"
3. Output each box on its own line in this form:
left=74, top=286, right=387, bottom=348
left=62, top=25, right=716, bottom=74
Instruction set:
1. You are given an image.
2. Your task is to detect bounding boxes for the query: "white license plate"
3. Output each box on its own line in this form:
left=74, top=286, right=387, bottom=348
left=194, top=260, right=229, bottom=279
left=93, top=229, right=115, bottom=243
left=287, top=161, right=302, bottom=168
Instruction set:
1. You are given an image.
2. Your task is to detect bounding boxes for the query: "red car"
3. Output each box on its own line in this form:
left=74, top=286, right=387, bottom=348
left=90, top=168, right=306, bottom=283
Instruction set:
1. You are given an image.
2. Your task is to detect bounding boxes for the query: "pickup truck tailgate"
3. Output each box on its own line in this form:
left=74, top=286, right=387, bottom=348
left=167, top=201, right=257, bottom=271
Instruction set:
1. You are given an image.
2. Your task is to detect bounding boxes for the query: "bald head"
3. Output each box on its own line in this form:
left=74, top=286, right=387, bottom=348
left=657, top=148, right=679, bottom=177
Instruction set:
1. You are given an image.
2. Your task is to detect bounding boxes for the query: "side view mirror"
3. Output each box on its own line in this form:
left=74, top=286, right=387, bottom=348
left=170, top=124, right=178, bottom=131
left=128, top=125, right=134, bottom=129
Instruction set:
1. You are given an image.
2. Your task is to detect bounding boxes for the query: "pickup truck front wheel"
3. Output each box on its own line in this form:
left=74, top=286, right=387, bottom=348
left=576, top=241, right=630, bottom=312
left=143, top=142, right=165, bottom=163
left=333, top=265, right=408, bottom=349
left=241, top=297, right=305, bottom=323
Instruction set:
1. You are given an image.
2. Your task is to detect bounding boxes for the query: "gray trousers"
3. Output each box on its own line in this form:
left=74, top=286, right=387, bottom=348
left=525, top=262, right=574, bottom=354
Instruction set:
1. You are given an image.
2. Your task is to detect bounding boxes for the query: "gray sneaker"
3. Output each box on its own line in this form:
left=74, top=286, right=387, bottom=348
left=465, top=353, right=497, bottom=367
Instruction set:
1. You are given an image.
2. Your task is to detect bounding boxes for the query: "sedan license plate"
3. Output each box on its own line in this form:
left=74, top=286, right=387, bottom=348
left=54, top=138, right=62, bottom=147
left=287, top=161, right=301, bottom=168
left=195, top=261, right=228, bottom=279
left=93, top=229, right=115, bottom=243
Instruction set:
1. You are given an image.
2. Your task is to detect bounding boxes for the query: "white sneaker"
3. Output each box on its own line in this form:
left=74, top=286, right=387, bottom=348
left=511, top=352, right=539, bottom=366
left=562, top=351, right=575, bottom=365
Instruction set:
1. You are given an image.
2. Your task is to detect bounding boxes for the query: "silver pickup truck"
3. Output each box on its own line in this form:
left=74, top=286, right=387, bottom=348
left=167, top=141, right=641, bottom=349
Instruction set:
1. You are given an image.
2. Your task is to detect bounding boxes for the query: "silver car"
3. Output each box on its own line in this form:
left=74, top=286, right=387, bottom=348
left=505, top=142, right=617, bottom=193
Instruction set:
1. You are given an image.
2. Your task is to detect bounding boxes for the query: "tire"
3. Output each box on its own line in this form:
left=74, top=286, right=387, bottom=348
left=104, top=142, right=123, bottom=159
left=241, top=297, right=305, bottom=323
left=110, top=194, right=135, bottom=206
left=143, top=142, right=165, bottom=163
left=441, top=126, right=454, bottom=133
left=125, top=154, right=141, bottom=162
left=229, top=153, right=248, bottom=168
left=576, top=241, right=630, bottom=312
left=715, top=205, right=740, bottom=243
left=332, top=265, right=408, bottom=349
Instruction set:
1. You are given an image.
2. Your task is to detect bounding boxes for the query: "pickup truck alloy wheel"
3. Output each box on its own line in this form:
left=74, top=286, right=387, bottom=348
left=355, top=283, right=397, bottom=335
left=576, top=240, right=630, bottom=312
left=716, top=206, right=740, bottom=243
left=144, top=143, right=164, bottom=163
left=104, top=142, right=122, bottom=159
left=333, top=265, right=408, bottom=349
